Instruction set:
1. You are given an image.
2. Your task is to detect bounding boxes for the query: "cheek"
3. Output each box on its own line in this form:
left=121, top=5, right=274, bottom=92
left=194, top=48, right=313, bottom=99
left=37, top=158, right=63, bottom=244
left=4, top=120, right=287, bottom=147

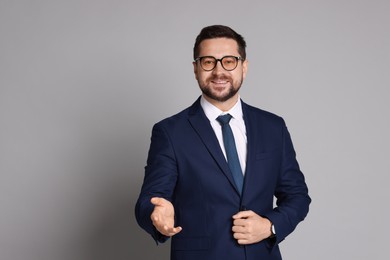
left=232, top=72, right=243, bottom=82
left=198, top=72, right=210, bottom=82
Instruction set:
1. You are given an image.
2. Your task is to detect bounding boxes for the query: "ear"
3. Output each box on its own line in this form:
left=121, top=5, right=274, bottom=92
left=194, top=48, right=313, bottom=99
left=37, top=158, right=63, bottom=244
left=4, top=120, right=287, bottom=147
left=193, top=62, right=199, bottom=80
left=242, top=59, right=248, bottom=80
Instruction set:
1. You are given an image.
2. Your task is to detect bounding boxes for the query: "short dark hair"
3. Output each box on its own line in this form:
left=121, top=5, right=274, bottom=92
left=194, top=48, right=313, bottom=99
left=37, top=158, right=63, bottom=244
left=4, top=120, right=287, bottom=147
left=193, top=25, right=247, bottom=60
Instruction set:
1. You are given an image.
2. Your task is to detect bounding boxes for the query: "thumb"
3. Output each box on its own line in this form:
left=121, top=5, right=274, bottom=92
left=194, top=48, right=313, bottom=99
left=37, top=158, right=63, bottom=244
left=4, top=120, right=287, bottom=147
left=151, top=197, right=167, bottom=206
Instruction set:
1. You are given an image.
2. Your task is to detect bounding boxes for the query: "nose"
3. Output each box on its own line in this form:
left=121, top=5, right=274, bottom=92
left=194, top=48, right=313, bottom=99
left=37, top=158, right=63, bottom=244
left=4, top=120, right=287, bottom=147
left=212, top=60, right=224, bottom=75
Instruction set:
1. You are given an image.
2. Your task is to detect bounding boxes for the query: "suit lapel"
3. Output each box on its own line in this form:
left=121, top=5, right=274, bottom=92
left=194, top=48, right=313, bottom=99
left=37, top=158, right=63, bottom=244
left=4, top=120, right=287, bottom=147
left=188, top=98, right=240, bottom=195
left=241, top=101, right=263, bottom=199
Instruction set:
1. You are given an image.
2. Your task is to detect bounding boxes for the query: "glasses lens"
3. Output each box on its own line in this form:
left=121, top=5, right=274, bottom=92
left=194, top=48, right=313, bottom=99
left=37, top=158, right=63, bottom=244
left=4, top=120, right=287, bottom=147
left=200, top=57, right=216, bottom=71
left=221, top=56, right=238, bottom=71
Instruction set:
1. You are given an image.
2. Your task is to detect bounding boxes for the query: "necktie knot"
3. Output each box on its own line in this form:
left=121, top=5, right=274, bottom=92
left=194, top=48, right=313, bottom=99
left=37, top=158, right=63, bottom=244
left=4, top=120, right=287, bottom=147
left=216, top=114, right=232, bottom=125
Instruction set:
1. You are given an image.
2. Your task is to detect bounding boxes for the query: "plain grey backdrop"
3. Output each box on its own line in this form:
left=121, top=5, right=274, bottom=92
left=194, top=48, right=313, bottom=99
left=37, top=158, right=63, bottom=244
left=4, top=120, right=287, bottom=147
left=1, top=0, right=389, bottom=259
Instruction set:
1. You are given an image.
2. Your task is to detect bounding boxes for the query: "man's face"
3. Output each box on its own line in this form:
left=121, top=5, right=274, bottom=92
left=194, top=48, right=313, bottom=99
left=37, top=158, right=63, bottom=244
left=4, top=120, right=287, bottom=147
left=193, top=38, right=248, bottom=103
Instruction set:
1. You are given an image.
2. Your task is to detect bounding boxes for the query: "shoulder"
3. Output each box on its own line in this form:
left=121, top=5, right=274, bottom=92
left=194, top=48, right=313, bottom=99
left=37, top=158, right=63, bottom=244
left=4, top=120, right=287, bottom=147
left=242, top=101, right=286, bottom=126
left=156, top=108, right=189, bottom=125
left=153, top=103, right=196, bottom=134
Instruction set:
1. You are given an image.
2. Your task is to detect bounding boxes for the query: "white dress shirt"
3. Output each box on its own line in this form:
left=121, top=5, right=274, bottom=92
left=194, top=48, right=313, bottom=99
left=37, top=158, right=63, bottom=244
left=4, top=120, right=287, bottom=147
left=200, top=95, right=247, bottom=175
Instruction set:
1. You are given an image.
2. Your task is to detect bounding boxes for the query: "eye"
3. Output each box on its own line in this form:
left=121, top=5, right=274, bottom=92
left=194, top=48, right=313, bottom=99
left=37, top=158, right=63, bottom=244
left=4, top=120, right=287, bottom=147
left=202, top=58, right=215, bottom=65
left=223, top=57, right=236, bottom=64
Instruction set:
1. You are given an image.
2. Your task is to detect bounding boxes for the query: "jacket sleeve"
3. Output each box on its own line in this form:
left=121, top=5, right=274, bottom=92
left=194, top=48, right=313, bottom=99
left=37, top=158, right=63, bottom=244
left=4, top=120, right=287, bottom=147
left=135, top=122, right=178, bottom=243
left=264, top=122, right=311, bottom=246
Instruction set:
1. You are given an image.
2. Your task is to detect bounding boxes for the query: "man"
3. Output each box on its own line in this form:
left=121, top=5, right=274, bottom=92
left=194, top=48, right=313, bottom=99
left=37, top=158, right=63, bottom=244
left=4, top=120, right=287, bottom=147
left=135, top=25, right=311, bottom=260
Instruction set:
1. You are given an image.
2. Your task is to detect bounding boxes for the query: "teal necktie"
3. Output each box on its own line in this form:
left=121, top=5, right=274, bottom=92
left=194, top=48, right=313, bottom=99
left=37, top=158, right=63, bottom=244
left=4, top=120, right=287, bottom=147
left=217, top=114, right=244, bottom=194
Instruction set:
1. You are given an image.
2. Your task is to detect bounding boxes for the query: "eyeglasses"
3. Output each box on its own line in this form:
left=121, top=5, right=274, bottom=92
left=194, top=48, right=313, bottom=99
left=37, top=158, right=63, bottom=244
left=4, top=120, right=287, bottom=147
left=194, top=56, right=244, bottom=71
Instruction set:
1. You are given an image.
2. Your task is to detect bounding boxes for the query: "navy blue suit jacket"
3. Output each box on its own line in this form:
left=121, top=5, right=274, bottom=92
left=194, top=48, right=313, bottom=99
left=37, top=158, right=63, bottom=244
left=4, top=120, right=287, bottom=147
left=135, top=97, right=311, bottom=260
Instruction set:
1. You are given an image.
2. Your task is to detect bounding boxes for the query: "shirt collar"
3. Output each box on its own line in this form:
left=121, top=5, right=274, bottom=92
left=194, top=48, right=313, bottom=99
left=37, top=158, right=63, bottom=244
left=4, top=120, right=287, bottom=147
left=200, top=95, right=243, bottom=122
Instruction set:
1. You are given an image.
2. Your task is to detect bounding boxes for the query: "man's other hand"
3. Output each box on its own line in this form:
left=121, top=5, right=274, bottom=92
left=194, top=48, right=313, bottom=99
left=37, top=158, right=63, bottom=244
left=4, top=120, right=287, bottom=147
left=150, top=197, right=182, bottom=237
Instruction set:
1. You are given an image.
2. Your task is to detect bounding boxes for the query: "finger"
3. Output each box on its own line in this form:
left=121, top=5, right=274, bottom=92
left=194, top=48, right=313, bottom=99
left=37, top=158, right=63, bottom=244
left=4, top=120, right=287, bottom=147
left=150, top=212, right=158, bottom=222
left=155, top=224, right=171, bottom=236
left=151, top=213, right=167, bottom=229
left=151, top=217, right=163, bottom=229
left=233, top=232, right=247, bottom=240
left=232, top=225, right=246, bottom=233
left=237, top=239, right=250, bottom=245
left=165, top=226, right=182, bottom=236
left=170, top=226, right=183, bottom=234
left=151, top=210, right=162, bottom=222
left=233, top=218, right=247, bottom=227
left=232, top=210, right=254, bottom=219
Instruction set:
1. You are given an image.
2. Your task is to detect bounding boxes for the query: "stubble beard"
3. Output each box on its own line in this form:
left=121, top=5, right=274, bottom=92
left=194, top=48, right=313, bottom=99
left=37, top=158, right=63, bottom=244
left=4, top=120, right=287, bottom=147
left=199, top=76, right=243, bottom=103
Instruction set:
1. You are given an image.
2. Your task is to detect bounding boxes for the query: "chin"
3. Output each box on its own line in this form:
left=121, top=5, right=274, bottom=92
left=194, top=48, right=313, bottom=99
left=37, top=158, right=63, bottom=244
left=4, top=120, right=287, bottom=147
left=200, top=83, right=240, bottom=103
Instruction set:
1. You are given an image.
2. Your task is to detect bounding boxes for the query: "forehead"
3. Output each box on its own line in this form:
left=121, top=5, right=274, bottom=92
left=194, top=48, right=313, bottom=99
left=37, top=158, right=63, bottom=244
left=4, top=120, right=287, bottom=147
left=198, top=38, right=239, bottom=57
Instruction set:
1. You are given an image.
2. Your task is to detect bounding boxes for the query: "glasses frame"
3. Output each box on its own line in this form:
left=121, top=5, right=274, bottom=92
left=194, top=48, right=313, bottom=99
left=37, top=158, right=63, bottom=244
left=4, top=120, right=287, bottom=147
left=194, top=55, right=244, bottom=71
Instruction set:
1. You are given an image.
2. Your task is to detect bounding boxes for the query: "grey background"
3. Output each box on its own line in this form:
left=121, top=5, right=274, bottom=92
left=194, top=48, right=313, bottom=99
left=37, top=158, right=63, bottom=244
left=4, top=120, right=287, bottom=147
left=1, top=0, right=389, bottom=259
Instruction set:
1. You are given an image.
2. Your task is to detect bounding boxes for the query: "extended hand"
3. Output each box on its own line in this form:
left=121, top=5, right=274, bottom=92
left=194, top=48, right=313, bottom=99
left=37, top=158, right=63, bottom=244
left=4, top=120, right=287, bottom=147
left=232, top=210, right=272, bottom=245
left=150, top=197, right=182, bottom=237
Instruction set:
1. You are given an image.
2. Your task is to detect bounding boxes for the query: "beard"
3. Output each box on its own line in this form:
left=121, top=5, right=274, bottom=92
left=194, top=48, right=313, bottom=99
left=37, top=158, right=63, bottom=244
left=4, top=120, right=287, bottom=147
left=198, top=75, right=243, bottom=102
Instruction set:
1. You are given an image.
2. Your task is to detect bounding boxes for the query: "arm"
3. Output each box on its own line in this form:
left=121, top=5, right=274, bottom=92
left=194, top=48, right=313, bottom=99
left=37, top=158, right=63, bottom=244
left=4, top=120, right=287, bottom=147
left=231, top=121, right=310, bottom=246
left=263, top=123, right=311, bottom=245
left=135, top=123, right=180, bottom=243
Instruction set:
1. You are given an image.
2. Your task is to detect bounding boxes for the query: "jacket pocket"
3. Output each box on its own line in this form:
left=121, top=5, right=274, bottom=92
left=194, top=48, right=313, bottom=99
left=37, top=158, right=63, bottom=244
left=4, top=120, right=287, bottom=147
left=255, top=150, right=280, bottom=160
left=172, top=236, right=211, bottom=251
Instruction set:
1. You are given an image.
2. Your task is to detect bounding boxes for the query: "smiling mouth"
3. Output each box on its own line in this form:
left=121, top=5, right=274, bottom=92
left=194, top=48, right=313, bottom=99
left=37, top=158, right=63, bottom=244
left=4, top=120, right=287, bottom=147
left=211, top=79, right=229, bottom=85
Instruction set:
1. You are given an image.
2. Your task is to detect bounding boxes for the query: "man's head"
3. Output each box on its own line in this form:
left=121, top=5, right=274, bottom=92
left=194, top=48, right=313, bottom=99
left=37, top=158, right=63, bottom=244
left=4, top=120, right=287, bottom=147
left=193, top=25, right=247, bottom=61
left=193, top=25, right=248, bottom=109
